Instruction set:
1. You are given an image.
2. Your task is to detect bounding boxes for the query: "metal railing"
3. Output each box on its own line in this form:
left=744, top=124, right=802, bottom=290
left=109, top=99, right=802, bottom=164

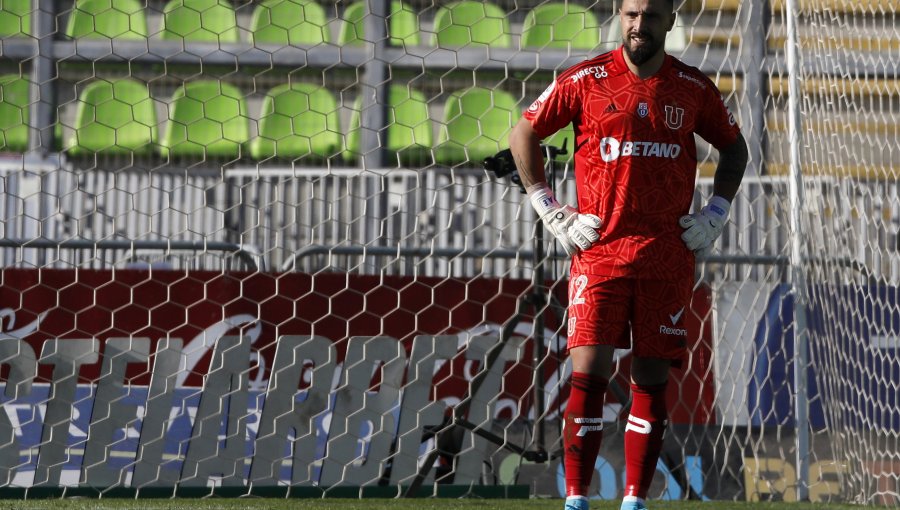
left=3, top=157, right=892, bottom=283
left=0, top=238, right=262, bottom=271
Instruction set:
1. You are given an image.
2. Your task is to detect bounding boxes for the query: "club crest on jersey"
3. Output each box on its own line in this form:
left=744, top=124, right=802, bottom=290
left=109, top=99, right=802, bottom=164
left=528, top=81, right=557, bottom=113
left=637, top=102, right=649, bottom=118
left=665, top=105, right=684, bottom=129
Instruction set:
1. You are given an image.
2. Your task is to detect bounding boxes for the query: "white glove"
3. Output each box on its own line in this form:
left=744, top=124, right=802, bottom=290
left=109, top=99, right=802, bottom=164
left=527, top=183, right=601, bottom=256
left=679, top=195, right=731, bottom=257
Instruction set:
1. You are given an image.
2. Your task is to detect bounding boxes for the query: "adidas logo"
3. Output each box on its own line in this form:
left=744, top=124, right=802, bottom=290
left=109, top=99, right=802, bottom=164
left=604, top=103, right=617, bottom=113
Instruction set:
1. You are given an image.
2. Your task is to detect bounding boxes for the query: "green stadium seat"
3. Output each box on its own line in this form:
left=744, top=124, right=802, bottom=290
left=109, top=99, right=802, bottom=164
left=249, top=0, right=329, bottom=46
left=430, top=1, right=511, bottom=48
left=0, top=75, right=30, bottom=153
left=160, top=0, right=239, bottom=43
left=65, top=0, right=148, bottom=39
left=66, top=79, right=156, bottom=155
left=338, top=0, right=419, bottom=47
left=250, top=82, right=342, bottom=160
left=161, top=80, right=249, bottom=158
left=435, top=87, right=518, bottom=166
left=346, top=85, right=431, bottom=164
left=0, top=0, right=31, bottom=37
left=521, top=3, right=600, bottom=50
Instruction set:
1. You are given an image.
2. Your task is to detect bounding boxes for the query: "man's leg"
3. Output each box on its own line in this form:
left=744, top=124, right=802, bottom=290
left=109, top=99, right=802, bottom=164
left=621, top=357, right=672, bottom=510
left=564, top=273, right=632, bottom=510
left=620, top=275, right=691, bottom=510
left=563, top=345, right=615, bottom=510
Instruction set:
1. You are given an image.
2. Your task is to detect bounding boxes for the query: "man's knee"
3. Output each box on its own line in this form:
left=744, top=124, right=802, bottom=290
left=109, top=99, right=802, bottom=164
left=629, top=357, right=672, bottom=385
left=569, top=344, right=616, bottom=377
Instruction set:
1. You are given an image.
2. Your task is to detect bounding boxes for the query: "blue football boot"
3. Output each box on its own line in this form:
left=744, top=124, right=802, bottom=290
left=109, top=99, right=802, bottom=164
left=564, top=496, right=589, bottom=510
left=619, top=500, right=648, bottom=510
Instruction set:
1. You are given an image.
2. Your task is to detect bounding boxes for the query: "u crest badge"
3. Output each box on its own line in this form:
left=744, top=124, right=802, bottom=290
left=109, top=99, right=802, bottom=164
left=665, top=105, right=685, bottom=129
left=637, top=102, right=649, bottom=118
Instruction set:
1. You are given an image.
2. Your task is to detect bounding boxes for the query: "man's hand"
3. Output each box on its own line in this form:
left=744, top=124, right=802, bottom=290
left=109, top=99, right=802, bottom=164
left=679, top=196, right=731, bottom=257
left=527, top=184, right=601, bottom=256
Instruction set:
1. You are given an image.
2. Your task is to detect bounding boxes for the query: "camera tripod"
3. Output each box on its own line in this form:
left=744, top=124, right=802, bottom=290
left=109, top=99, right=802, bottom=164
left=401, top=142, right=571, bottom=496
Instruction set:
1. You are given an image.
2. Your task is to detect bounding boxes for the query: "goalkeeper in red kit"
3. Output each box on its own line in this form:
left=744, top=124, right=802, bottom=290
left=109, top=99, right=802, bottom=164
left=508, top=0, right=748, bottom=508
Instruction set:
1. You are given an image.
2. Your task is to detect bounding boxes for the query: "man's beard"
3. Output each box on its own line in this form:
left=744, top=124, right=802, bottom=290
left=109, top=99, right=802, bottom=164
left=623, top=34, right=664, bottom=66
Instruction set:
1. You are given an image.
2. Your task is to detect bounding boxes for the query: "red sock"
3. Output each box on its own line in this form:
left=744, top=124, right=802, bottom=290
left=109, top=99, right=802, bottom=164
left=563, top=372, right=608, bottom=497
left=624, top=382, right=669, bottom=500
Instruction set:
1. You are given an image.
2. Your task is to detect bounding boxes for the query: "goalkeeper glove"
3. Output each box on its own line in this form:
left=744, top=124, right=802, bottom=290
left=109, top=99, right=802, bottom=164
left=527, top=183, right=602, bottom=256
left=679, top=195, right=731, bottom=257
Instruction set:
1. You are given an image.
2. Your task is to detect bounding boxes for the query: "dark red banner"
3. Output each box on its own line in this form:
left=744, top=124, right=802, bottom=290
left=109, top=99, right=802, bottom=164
left=0, top=268, right=714, bottom=424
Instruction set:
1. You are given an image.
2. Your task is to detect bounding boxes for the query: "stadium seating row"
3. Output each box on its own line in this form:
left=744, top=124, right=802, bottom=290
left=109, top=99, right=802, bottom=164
left=698, top=0, right=890, bottom=14
left=0, top=0, right=616, bottom=50
left=0, top=75, right=570, bottom=165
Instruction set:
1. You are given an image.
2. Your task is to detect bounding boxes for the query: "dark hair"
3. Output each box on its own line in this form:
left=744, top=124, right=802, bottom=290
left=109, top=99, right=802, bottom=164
left=620, top=0, right=678, bottom=11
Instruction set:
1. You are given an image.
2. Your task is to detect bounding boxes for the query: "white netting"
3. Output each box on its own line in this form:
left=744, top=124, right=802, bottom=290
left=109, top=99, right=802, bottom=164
left=0, top=0, right=897, bottom=505
left=768, top=0, right=900, bottom=505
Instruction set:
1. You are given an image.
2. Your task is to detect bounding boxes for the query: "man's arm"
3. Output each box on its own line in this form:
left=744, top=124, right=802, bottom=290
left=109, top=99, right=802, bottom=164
left=712, top=131, right=749, bottom=202
left=679, top=131, right=749, bottom=255
left=508, top=118, right=548, bottom=190
left=508, top=118, right=601, bottom=256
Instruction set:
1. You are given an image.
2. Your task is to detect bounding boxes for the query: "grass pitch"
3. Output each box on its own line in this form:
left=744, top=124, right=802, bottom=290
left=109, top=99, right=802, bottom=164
left=0, top=499, right=866, bottom=510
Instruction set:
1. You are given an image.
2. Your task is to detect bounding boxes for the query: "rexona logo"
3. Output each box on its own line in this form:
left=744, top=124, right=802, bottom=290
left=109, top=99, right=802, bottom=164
left=659, top=324, right=688, bottom=336
left=571, top=65, right=608, bottom=82
left=660, top=306, right=688, bottom=336
left=659, top=306, right=687, bottom=336
left=599, top=137, right=682, bottom=162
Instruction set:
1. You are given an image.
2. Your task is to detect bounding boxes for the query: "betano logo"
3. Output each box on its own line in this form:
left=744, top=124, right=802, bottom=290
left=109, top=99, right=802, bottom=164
left=599, top=137, right=682, bottom=163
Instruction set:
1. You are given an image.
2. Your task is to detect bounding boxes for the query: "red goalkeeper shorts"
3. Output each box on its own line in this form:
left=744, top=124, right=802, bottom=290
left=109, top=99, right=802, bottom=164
left=565, top=271, right=693, bottom=364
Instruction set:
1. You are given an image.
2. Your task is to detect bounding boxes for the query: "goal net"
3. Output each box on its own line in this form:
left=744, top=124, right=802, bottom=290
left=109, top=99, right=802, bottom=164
left=0, top=0, right=896, bottom=504
left=764, top=0, right=900, bottom=505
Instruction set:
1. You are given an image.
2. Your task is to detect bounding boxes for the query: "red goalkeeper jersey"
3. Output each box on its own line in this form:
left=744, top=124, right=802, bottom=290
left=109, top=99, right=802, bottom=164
left=523, top=46, right=741, bottom=281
